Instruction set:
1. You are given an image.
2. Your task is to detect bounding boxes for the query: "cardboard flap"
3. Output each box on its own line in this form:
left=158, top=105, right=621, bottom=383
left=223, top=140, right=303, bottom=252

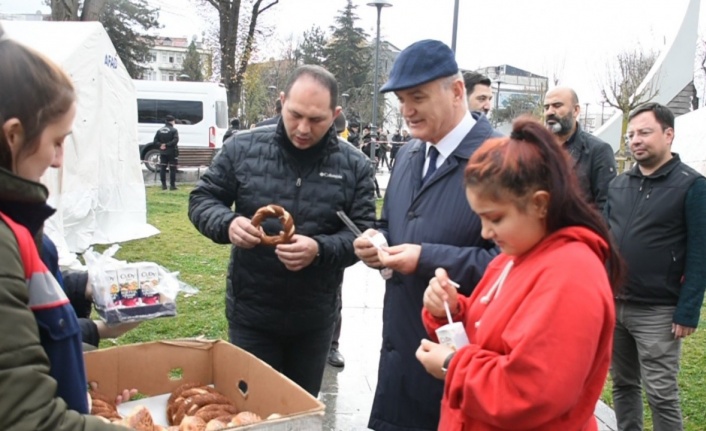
left=211, top=342, right=324, bottom=416
left=85, top=340, right=215, bottom=396
left=158, top=338, right=218, bottom=349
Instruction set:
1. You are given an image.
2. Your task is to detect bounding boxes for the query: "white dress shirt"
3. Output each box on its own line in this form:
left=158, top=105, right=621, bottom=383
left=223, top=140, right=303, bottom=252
left=423, top=111, right=476, bottom=176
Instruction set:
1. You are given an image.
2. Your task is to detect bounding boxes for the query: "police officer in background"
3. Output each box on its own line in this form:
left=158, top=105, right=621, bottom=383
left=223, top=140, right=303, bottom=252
left=154, top=114, right=179, bottom=190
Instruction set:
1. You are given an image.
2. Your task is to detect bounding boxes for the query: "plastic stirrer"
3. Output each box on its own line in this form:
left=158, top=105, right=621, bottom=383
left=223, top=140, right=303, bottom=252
left=444, top=300, right=453, bottom=325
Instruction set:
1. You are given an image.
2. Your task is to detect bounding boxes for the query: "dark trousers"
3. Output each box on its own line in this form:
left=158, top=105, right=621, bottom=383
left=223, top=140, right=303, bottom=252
left=160, top=154, right=177, bottom=187
left=331, top=287, right=342, bottom=349
left=228, top=322, right=334, bottom=397
left=379, top=151, right=390, bottom=170
left=331, top=312, right=342, bottom=349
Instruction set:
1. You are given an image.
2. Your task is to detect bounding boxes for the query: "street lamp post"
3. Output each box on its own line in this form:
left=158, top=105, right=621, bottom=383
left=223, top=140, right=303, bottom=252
left=583, top=102, right=589, bottom=130
left=267, top=85, right=277, bottom=116
left=367, top=0, right=392, bottom=163
left=494, top=81, right=503, bottom=126
left=451, top=0, right=460, bottom=53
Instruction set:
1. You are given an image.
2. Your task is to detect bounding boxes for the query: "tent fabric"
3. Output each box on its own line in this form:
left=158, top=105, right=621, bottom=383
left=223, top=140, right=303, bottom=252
left=2, top=21, right=158, bottom=266
left=593, top=0, right=699, bottom=152
left=673, top=108, right=706, bottom=175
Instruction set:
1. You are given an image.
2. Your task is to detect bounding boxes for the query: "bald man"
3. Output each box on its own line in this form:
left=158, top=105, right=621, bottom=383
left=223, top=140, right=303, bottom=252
left=543, top=87, right=616, bottom=210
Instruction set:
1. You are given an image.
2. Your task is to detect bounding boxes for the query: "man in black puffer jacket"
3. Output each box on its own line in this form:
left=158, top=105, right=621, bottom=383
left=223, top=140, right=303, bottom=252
left=188, top=65, right=376, bottom=397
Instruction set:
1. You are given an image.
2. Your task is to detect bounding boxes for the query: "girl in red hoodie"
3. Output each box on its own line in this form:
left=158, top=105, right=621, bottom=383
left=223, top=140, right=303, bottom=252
left=416, top=117, right=624, bottom=431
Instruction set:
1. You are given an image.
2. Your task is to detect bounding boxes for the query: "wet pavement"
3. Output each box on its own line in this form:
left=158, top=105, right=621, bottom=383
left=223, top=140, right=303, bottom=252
left=318, top=169, right=617, bottom=431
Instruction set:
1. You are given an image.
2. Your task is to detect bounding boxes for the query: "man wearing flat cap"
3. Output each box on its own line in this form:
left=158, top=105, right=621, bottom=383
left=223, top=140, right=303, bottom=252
left=354, top=39, right=500, bottom=430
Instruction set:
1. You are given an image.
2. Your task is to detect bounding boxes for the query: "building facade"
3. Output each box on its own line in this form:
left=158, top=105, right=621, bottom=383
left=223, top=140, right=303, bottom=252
left=140, top=36, right=210, bottom=81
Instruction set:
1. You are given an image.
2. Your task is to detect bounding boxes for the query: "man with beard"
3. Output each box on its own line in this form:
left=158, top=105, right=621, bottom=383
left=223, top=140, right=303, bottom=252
left=543, top=87, right=616, bottom=210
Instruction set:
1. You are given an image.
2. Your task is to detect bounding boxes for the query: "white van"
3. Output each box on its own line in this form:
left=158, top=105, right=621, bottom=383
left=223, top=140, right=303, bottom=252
left=134, top=80, right=229, bottom=171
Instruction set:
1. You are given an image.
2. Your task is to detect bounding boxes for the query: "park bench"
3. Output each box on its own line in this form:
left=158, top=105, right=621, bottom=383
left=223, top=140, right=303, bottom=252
left=145, top=147, right=217, bottom=180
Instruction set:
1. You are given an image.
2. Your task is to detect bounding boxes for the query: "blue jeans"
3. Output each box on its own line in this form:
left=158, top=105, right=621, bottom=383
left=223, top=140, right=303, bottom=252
left=611, top=302, right=683, bottom=431
left=228, top=322, right=334, bottom=397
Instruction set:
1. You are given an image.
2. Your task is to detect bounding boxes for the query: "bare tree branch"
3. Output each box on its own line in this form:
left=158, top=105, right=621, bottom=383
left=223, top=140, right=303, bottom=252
left=258, top=0, right=278, bottom=14
left=600, top=46, right=659, bottom=170
left=202, top=0, right=279, bottom=115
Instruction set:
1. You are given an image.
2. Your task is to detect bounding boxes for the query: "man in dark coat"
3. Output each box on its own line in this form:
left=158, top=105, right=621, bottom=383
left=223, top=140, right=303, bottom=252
left=255, top=99, right=282, bottom=127
left=188, top=65, right=375, bottom=397
left=347, top=121, right=361, bottom=149
left=354, top=39, right=499, bottom=431
left=153, top=114, right=179, bottom=190
left=543, top=87, right=616, bottom=210
left=222, top=118, right=239, bottom=143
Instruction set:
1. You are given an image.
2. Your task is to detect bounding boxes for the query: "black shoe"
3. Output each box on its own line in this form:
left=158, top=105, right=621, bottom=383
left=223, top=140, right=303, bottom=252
left=327, top=347, right=345, bottom=367
left=161, top=185, right=167, bottom=190
left=169, top=186, right=178, bottom=191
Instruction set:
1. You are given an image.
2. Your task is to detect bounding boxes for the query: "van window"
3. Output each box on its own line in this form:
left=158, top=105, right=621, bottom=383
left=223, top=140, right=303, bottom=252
left=137, top=99, right=204, bottom=125
left=215, top=101, right=228, bottom=128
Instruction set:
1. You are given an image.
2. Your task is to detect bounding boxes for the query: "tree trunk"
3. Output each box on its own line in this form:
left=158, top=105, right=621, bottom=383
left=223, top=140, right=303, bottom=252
left=50, top=0, right=79, bottom=21
left=617, top=110, right=630, bottom=173
left=208, top=0, right=278, bottom=116
left=216, top=0, right=242, bottom=116
left=80, top=0, right=107, bottom=21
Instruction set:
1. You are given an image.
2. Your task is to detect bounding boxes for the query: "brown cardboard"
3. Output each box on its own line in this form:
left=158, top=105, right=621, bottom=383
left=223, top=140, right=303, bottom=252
left=84, top=339, right=325, bottom=430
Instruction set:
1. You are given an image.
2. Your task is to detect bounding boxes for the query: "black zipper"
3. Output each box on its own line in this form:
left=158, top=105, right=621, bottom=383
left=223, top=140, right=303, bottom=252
left=618, top=177, right=646, bottom=249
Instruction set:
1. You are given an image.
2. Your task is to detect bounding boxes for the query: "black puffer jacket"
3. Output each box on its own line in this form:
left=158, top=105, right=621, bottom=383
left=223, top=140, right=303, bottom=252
left=189, top=122, right=375, bottom=334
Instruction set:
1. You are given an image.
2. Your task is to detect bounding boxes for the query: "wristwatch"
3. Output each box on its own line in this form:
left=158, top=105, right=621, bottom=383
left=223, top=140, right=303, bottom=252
left=441, top=352, right=455, bottom=376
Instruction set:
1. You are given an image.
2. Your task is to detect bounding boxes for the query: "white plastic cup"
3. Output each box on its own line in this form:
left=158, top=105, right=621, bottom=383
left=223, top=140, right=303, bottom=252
left=369, top=232, right=388, bottom=250
left=435, top=322, right=470, bottom=350
left=368, top=232, right=393, bottom=280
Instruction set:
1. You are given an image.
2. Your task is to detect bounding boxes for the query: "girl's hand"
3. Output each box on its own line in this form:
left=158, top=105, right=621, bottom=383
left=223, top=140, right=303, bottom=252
left=423, top=268, right=459, bottom=319
left=416, top=339, right=454, bottom=380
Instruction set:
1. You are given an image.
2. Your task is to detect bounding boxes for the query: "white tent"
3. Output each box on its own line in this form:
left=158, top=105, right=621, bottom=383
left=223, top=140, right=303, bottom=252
left=2, top=21, right=158, bottom=266
left=673, top=108, right=706, bottom=175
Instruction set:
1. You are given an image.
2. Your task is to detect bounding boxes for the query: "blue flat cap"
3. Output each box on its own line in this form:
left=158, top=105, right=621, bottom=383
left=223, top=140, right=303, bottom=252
left=380, top=39, right=458, bottom=93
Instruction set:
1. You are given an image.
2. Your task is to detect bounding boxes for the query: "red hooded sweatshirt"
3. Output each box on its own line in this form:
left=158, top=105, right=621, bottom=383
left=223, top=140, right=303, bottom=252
left=422, top=226, right=615, bottom=431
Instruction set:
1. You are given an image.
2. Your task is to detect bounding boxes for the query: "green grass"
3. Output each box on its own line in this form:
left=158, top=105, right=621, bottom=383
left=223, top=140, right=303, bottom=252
left=98, top=186, right=384, bottom=347
left=96, top=186, right=231, bottom=346
left=99, top=186, right=706, bottom=430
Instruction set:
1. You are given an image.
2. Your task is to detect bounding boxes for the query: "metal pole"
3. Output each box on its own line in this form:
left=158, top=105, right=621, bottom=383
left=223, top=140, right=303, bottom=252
left=494, top=81, right=501, bottom=126
left=451, top=0, right=459, bottom=53
left=371, top=5, right=382, bottom=162
left=584, top=102, right=589, bottom=129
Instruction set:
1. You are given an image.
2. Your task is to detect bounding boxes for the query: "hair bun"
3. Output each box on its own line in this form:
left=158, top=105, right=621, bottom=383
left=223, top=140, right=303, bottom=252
left=509, top=130, right=525, bottom=141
